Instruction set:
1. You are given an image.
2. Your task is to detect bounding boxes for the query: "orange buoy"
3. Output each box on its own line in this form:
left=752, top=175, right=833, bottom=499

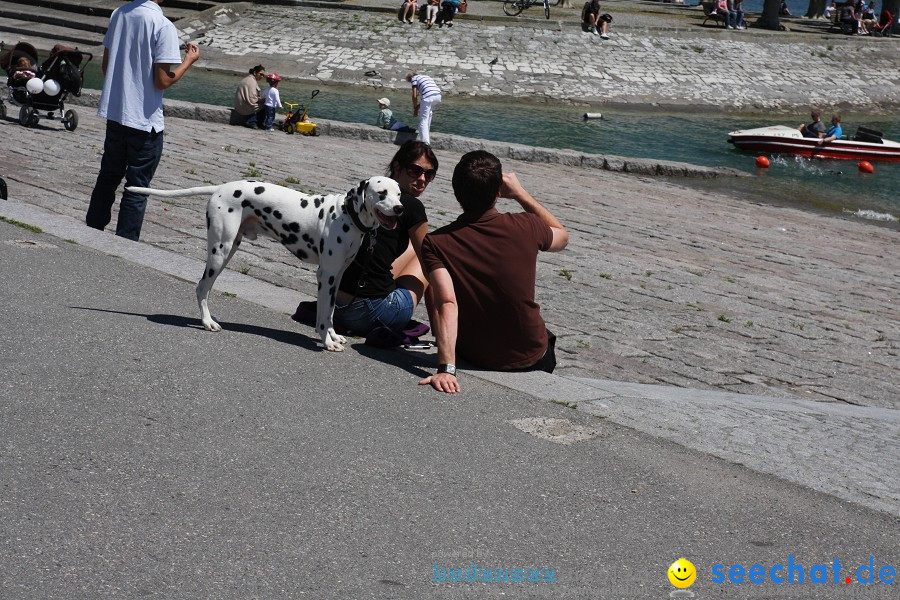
left=755, top=156, right=770, bottom=168
left=858, top=161, right=874, bottom=173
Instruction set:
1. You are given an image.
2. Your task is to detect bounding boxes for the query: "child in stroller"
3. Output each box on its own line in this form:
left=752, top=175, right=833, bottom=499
left=1, top=42, right=92, bottom=130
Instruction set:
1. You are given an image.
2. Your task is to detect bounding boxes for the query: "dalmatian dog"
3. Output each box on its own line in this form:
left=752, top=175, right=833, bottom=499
left=126, top=177, right=403, bottom=351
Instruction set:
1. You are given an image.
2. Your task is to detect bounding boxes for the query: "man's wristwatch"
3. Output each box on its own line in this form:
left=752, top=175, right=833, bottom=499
left=436, top=364, right=457, bottom=376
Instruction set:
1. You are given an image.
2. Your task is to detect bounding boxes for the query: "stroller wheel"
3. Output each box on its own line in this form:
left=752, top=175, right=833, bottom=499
left=63, top=109, right=79, bottom=131
left=19, top=105, right=35, bottom=127
left=285, top=122, right=295, bottom=135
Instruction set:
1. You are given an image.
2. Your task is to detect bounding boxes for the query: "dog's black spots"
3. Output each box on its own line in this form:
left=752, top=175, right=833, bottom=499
left=241, top=199, right=251, bottom=208
left=263, top=206, right=272, bottom=214
left=300, top=199, right=308, bottom=209
left=219, top=243, right=224, bottom=249
left=282, top=223, right=291, bottom=232
left=378, top=189, right=388, bottom=200
left=318, top=208, right=324, bottom=220
left=208, top=268, right=215, bottom=278
left=328, top=249, right=332, bottom=256
left=317, top=281, right=322, bottom=290
left=314, top=197, right=322, bottom=208
left=233, top=190, right=242, bottom=198
left=357, top=181, right=366, bottom=195
left=328, top=276, right=335, bottom=285
left=336, top=236, right=342, bottom=244
left=319, top=324, right=325, bottom=331
left=319, top=239, right=324, bottom=253
left=206, top=215, right=210, bottom=229
left=285, top=233, right=298, bottom=245
left=254, top=209, right=262, bottom=217
left=302, top=233, right=311, bottom=243
left=212, top=248, right=217, bottom=255
left=342, top=223, right=350, bottom=233
left=331, top=213, right=336, bottom=221
left=289, top=222, right=300, bottom=233
left=273, top=210, right=282, bottom=220
left=329, top=205, right=335, bottom=213
left=254, top=186, right=265, bottom=195
left=228, top=207, right=234, bottom=213
left=311, top=246, right=318, bottom=255
left=296, top=249, right=308, bottom=260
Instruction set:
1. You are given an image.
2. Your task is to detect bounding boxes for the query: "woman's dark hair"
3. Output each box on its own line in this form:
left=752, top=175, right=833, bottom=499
left=249, top=65, right=265, bottom=75
left=452, top=150, right=502, bottom=213
left=388, top=141, right=438, bottom=178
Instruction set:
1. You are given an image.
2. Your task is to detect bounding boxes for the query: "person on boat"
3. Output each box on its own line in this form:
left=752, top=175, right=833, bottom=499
left=818, top=114, right=843, bottom=145
left=799, top=109, right=826, bottom=138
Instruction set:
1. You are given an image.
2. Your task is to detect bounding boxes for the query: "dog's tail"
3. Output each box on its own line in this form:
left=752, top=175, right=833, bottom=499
left=125, top=185, right=220, bottom=198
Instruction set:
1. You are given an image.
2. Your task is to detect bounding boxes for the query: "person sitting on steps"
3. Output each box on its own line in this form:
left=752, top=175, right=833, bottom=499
left=581, top=0, right=611, bottom=39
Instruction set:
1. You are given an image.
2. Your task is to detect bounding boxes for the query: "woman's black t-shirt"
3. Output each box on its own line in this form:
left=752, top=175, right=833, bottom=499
left=338, top=193, right=427, bottom=298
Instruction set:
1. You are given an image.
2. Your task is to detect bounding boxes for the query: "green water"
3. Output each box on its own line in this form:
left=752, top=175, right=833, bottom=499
left=82, top=65, right=900, bottom=222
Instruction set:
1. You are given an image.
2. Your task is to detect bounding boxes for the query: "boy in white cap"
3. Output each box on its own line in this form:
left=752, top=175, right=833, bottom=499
left=376, top=97, right=412, bottom=132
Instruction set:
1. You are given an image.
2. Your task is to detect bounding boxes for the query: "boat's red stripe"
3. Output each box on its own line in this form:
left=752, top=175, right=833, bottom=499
left=730, top=138, right=900, bottom=162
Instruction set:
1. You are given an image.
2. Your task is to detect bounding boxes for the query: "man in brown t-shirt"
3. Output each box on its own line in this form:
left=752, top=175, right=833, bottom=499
left=420, top=151, right=569, bottom=394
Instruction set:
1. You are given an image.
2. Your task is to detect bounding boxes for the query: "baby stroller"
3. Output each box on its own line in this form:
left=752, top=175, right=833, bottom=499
left=1, top=42, right=92, bottom=130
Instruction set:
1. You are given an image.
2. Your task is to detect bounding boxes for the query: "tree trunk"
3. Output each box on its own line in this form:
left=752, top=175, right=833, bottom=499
left=805, top=0, right=826, bottom=18
left=758, top=0, right=782, bottom=29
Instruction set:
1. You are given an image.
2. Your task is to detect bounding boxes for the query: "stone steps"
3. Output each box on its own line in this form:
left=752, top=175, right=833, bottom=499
left=0, top=0, right=219, bottom=51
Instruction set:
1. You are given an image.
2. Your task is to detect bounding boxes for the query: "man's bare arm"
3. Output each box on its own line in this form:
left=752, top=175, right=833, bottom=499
left=153, top=43, right=200, bottom=90
left=499, top=172, right=569, bottom=251
left=418, top=267, right=461, bottom=394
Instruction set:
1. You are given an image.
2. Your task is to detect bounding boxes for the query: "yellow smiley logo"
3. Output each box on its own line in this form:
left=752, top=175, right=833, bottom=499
left=668, top=558, right=697, bottom=588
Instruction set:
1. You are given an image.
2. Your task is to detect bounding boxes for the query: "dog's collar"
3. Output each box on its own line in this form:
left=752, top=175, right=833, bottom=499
left=344, top=194, right=377, bottom=234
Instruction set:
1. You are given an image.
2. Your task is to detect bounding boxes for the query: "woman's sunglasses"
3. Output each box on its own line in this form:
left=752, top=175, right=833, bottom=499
left=405, top=164, right=437, bottom=182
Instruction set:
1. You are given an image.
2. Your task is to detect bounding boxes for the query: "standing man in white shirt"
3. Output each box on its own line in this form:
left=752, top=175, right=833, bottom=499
left=86, top=0, right=200, bottom=241
left=406, top=71, right=442, bottom=146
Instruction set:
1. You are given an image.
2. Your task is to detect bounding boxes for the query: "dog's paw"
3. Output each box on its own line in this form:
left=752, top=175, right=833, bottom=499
left=202, top=317, right=222, bottom=332
left=323, top=329, right=346, bottom=352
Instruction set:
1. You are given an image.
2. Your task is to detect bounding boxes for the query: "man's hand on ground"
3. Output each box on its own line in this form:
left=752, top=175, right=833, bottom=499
left=419, top=373, right=461, bottom=394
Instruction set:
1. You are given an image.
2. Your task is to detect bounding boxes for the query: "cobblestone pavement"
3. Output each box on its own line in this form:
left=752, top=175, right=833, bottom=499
left=1, top=109, right=896, bottom=408
left=191, top=3, right=900, bottom=112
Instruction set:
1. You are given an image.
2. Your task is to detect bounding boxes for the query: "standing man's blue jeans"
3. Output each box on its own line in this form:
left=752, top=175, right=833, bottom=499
left=86, top=120, right=164, bottom=241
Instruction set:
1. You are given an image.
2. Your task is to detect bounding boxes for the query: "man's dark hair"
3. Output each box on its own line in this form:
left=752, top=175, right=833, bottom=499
left=249, top=65, right=265, bottom=75
left=388, top=141, right=439, bottom=178
left=452, top=151, right=502, bottom=213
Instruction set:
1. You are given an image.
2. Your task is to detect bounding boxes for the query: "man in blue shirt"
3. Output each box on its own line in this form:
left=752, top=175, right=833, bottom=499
left=86, top=0, right=200, bottom=241
left=819, top=114, right=843, bottom=145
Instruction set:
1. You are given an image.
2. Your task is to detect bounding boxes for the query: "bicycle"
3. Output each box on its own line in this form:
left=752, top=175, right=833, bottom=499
left=502, top=0, right=558, bottom=19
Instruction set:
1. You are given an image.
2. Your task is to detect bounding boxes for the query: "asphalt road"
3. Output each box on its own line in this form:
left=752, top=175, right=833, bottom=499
left=1, top=220, right=898, bottom=599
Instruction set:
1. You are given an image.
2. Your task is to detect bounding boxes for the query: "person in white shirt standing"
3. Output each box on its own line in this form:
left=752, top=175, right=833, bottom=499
left=261, top=73, right=283, bottom=131
left=406, top=71, right=441, bottom=146
left=86, top=0, right=199, bottom=241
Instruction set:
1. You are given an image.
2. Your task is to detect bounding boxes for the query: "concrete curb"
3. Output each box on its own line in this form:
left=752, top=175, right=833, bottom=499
left=65, top=90, right=748, bottom=179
